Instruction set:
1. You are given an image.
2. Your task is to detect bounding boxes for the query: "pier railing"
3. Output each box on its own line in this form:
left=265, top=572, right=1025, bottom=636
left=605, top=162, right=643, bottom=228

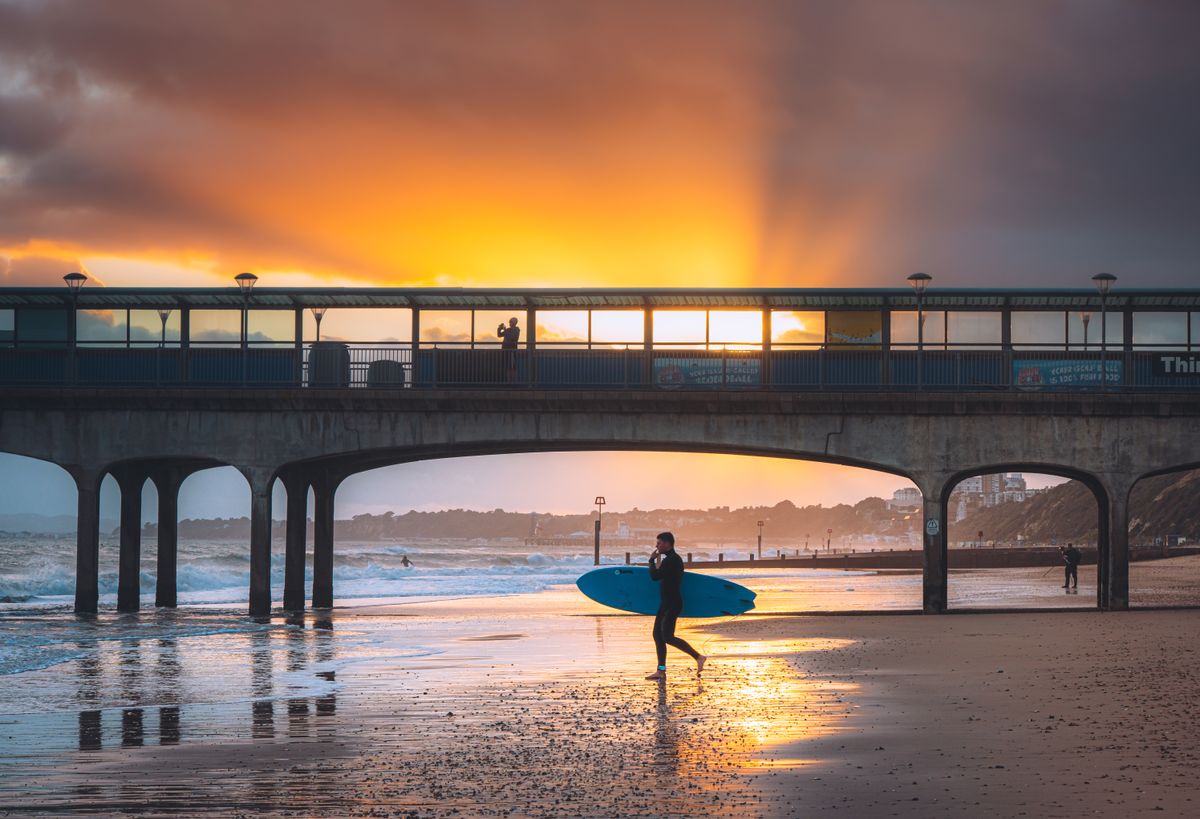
left=2, top=340, right=1198, bottom=391
left=3, top=285, right=1199, bottom=391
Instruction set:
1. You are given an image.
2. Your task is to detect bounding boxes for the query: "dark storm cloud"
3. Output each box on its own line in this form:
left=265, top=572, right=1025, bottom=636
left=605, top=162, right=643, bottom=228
left=0, top=0, right=1197, bottom=286
left=750, top=2, right=1200, bottom=284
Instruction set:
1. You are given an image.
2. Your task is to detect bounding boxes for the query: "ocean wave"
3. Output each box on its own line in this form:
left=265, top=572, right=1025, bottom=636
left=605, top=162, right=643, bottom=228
left=0, top=538, right=632, bottom=607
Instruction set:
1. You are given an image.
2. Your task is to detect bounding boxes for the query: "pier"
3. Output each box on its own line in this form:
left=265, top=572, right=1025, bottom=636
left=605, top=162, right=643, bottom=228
left=3, top=284, right=1200, bottom=616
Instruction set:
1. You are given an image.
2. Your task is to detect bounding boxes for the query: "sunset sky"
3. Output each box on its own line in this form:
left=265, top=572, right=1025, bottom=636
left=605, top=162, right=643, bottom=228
left=1, top=1, right=1195, bottom=518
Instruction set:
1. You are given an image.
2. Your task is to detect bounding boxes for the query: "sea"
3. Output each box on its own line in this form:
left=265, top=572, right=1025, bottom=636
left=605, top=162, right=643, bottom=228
left=0, top=534, right=1107, bottom=685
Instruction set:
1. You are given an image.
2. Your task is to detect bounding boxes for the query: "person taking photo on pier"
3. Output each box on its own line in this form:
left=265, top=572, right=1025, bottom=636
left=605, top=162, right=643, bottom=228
left=1060, top=542, right=1081, bottom=589
left=497, top=316, right=521, bottom=382
left=645, top=532, right=706, bottom=681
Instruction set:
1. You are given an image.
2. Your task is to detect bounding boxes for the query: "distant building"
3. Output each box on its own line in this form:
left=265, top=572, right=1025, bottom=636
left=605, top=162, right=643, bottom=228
left=949, top=472, right=1033, bottom=521
left=887, top=487, right=922, bottom=510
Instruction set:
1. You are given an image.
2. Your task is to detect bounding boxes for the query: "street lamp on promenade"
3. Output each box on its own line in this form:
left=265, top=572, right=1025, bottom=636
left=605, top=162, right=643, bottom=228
left=1080, top=311, right=1093, bottom=351
left=757, top=520, right=764, bottom=559
left=907, top=272, right=932, bottom=389
left=593, top=496, right=606, bottom=566
left=1092, top=273, right=1117, bottom=390
left=63, top=272, right=87, bottom=383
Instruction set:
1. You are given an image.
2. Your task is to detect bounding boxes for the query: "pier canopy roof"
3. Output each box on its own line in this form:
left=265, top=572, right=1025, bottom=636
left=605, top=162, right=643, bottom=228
left=2, top=286, right=1200, bottom=311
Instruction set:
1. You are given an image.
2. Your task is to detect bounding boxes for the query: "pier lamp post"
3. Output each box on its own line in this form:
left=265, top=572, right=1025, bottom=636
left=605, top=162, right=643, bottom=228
left=157, top=308, right=171, bottom=347
left=63, top=272, right=87, bottom=384
left=310, top=306, right=328, bottom=342
left=1092, top=273, right=1117, bottom=390
left=593, top=496, right=606, bottom=566
left=156, top=308, right=171, bottom=386
left=757, top=520, right=764, bottom=559
left=1080, top=311, right=1092, bottom=352
left=907, top=272, right=932, bottom=389
left=235, top=272, right=258, bottom=384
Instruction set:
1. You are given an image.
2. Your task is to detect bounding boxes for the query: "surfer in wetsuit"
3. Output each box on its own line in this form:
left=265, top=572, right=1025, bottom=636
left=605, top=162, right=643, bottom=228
left=645, top=531, right=706, bottom=681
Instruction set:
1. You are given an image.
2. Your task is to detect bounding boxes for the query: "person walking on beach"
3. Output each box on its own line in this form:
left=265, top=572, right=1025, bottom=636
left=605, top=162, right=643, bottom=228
left=645, top=532, right=706, bottom=681
left=1061, top=542, right=1081, bottom=589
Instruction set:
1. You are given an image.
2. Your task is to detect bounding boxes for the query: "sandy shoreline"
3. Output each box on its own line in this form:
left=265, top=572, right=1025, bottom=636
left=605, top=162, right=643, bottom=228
left=1, top=591, right=1198, bottom=816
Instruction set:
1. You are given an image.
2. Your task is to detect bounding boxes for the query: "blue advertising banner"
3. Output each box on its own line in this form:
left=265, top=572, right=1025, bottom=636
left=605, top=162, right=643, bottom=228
left=654, top=356, right=761, bottom=388
left=1013, top=359, right=1121, bottom=388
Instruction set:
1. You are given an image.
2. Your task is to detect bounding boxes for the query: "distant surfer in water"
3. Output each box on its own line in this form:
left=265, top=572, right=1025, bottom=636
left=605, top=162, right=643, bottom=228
left=645, top=532, right=706, bottom=681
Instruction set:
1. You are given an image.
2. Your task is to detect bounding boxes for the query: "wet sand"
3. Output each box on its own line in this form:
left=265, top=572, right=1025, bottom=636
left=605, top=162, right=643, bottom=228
left=1, top=580, right=1199, bottom=816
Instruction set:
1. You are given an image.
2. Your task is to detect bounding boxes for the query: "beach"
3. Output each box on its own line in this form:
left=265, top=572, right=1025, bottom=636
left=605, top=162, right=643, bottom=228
left=1, top=566, right=1199, bottom=817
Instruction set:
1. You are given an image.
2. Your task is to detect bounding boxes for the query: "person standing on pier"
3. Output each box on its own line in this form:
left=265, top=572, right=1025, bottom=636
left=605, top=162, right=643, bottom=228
left=645, top=532, right=706, bottom=681
left=1061, top=542, right=1081, bottom=589
left=497, top=317, right=521, bottom=382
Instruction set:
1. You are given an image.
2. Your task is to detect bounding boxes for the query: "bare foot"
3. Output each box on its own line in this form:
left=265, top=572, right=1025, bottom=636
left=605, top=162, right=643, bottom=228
left=696, top=655, right=707, bottom=677
left=645, top=670, right=666, bottom=680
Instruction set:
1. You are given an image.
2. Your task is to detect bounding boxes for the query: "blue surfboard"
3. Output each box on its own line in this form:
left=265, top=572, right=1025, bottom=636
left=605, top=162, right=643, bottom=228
left=576, top=565, right=756, bottom=618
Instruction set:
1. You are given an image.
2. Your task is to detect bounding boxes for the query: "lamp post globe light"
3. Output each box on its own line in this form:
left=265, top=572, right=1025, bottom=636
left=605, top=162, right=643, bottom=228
left=235, top=272, right=258, bottom=383
left=1092, top=273, right=1117, bottom=389
left=235, top=272, right=258, bottom=338
left=907, top=272, right=932, bottom=389
left=63, top=272, right=87, bottom=383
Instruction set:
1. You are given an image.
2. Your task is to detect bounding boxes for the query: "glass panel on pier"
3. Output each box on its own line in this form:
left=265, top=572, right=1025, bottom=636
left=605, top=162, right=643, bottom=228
left=1132, top=312, right=1188, bottom=350
left=590, top=310, right=643, bottom=348
left=708, top=311, right=762, bottom=350
left=78, top=309, right=128, bottom=346
left=770, top=311, right=824, bottom=349
left=535, top=311, right=588, bottom=348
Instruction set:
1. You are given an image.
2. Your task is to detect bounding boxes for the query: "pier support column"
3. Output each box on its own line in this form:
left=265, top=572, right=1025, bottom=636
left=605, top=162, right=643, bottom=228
left=1098, top=475, right=1134, bottom=611
left=150, top=467, right=187, bottom=608
left=311, top=476, right=340, bottom=610
left=281, top=472, right=309, bottom=612
left=112, top=466, right=146, bottom=613
left=72, top=467, right=104, bottom=615
left=244, top=468, right=276, bottom=618
left=917, top=474, right=951, bottom=614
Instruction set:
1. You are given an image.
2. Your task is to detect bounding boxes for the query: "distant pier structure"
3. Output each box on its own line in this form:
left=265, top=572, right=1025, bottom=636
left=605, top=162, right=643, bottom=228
left=2, top=282, right=1199, bottom=616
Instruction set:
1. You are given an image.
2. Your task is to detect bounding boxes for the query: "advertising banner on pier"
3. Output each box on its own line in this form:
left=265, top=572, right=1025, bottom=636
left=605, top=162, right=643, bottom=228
left=1151, top=354, right=1200, bottom=377
left=654, top=356, right=761, bottom=387
left=1013, top=359, right=1121, bottom=388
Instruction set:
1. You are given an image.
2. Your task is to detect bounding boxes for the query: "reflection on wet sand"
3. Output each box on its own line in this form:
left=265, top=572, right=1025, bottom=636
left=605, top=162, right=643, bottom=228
left=12, top=610, right=849, bottom=816
left=159, top=705, right=180, bottom=745
left=78, top=709, right=101, bottom=752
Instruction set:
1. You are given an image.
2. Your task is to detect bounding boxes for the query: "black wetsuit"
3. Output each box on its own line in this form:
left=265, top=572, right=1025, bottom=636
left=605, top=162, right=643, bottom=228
left=649, top=549, right=700, bottom=668
left=1063, top=546, right=1081, bottom=588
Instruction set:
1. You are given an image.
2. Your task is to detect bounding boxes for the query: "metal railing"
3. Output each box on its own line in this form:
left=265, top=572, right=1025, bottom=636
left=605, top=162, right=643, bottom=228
left=1, top=341, right=1198, bottom=391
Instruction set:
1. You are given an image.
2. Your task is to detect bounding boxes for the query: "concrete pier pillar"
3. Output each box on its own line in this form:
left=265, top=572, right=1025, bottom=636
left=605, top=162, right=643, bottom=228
left=72, top=468, right=104, bottom=615
left=282, top=473, right=309, bottom=612
left=1099, top=476, right=1133, bottom=611
left=151, top=468, right=185, bottom=608
left=919, top=476, right=950, bottom=613
left=244, top=469, right=276, bottom=618
left=113, top=467, right=146, bottom=613
left=311, top=477, right=339, bottom=610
